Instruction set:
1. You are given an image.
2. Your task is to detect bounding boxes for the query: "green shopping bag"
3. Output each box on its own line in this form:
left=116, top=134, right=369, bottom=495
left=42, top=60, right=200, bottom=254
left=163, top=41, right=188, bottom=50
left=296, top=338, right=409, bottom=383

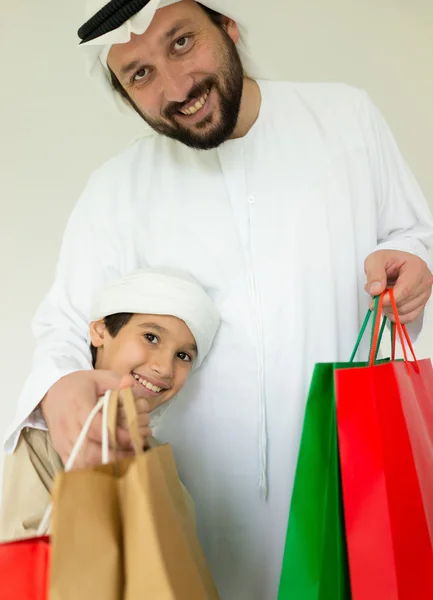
left=278, top=305, right=389, bottom=599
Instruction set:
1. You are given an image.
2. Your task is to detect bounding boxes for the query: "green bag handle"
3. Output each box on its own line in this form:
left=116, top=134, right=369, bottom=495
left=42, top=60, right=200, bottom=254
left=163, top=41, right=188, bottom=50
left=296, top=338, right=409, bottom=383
left=349, top=289, right=419, bottom=373
left=349, top=295, right=391, bottom=364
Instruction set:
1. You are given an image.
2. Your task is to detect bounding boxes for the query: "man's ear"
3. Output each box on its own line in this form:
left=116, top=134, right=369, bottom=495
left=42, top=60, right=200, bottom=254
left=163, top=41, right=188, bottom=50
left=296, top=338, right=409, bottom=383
left=89, top=320, right=106, bottom=348
left=220, top=17, right=240, bottom=44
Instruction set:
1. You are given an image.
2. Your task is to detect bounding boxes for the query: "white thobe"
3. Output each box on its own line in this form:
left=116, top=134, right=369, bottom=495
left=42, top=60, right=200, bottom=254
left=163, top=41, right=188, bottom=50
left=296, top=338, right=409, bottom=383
left=4, top=81, right=433, bottom=600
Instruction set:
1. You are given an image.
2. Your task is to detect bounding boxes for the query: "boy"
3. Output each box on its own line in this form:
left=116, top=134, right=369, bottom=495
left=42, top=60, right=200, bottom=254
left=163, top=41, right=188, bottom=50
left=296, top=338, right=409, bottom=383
left=0, top=268, right=220, bottom=540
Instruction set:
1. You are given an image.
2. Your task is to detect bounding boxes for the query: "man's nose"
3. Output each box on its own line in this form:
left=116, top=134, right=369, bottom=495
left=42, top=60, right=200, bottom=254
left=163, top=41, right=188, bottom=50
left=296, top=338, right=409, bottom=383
left=158, top=64, right=194, bottom=104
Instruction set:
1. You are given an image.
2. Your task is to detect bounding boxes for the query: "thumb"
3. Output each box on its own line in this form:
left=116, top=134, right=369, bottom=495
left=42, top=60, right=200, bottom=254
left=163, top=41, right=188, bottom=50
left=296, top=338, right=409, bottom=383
left=92, top=369, right=129, bottom=395
left=119, top=374, right=136, bottom=389
left=364, top=252, right=388, bottom=296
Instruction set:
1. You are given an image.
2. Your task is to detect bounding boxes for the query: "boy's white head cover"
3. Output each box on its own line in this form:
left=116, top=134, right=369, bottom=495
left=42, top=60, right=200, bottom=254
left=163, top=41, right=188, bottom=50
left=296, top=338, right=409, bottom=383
left=90, top=268, right=220, bottom=370
left=78, top=0, right=268, bottom=113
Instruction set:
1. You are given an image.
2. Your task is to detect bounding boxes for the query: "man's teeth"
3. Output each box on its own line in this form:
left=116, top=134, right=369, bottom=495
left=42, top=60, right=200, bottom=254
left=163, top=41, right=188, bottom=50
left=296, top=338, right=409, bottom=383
left=132, top=373, right=162, bottom=393
left=180, top=89, right=210, bottom=115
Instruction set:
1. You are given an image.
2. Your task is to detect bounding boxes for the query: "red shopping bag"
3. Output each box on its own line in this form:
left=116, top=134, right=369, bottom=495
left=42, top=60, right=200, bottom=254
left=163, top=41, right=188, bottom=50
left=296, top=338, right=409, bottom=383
left=336, top=290, right=433, bottom=600
left=0, top=535, right=50, bottom=599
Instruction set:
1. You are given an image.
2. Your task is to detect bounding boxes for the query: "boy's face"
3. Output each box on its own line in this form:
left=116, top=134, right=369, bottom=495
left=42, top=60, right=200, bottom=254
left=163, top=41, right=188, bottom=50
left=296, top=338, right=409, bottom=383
left=90, top=313, right=197, bottom=411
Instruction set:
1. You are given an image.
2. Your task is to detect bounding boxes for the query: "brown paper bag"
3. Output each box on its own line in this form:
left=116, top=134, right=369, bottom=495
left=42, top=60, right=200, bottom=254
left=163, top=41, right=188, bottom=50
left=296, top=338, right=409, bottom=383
left=50, top=466, right=122, bottom=600
left=49, top=390, right=123, bottom=600
left=118, top=387, right=220, bottom=600
left=49, top=388, right=220, bottom=600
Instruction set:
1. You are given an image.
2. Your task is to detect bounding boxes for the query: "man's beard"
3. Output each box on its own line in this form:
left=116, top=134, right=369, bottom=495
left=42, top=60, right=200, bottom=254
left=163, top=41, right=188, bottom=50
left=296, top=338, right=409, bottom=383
left=134, top=32, right=244, bottom=150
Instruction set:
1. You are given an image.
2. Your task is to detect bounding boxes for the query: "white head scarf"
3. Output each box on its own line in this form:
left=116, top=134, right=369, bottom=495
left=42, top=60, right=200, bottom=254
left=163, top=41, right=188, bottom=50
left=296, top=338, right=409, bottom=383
left=78, top=0, right=269, bottom=114
left=90, top=268, right=220, bottom=370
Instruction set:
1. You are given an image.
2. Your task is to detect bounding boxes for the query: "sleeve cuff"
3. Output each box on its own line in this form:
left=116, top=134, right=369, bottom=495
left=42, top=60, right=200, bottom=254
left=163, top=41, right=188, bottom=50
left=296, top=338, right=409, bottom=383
left=3, top=360, right=88, bottom=454
left=375, top=238, right=431, bottom=268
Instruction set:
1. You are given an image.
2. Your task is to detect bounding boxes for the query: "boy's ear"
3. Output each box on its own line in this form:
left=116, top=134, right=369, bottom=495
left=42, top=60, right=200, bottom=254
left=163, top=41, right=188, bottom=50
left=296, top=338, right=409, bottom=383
left=89, top=320, right=106, bottom=348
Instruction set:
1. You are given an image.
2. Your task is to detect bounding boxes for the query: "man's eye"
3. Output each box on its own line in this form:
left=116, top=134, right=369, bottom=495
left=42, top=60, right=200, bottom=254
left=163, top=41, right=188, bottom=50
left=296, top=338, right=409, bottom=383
left=177, top=352, right=192, bottom=362
left=173, top=36, right=191, bottom=51
left=133, top=67, right=149, bottom=82
left=144, top=333, right=158, bottom=344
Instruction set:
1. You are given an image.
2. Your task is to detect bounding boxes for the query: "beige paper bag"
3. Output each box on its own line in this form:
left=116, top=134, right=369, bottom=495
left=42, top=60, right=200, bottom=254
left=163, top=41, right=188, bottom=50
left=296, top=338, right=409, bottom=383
left=118, top=387, right=220, bottom=599
left=49, top=388, right=220, bottom=599
left=49, top=390, right=123, bottom=600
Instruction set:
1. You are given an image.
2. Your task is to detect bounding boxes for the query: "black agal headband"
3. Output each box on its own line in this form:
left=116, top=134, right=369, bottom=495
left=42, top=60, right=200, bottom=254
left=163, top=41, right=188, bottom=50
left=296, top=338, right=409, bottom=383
left=78, top=0, right=152, bottom=44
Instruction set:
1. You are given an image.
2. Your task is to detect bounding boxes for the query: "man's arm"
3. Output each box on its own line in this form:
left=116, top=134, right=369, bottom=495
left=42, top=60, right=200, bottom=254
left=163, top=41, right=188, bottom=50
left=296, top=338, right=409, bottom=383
left=4, top=171, right=145, bottom=464
left=360, top=92, right=433, bottom=330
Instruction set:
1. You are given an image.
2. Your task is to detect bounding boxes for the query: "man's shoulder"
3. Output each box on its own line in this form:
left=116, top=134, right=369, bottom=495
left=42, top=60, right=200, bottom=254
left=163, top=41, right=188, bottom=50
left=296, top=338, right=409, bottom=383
left=263, top=79, right=367, bottom=107
left=71, top=134, right=164, bottom=216
left=262, top=80, right=369, bottom=124
left=89, top=134, right=159, bottom=184
left=261, top=80, right=371, bottom=140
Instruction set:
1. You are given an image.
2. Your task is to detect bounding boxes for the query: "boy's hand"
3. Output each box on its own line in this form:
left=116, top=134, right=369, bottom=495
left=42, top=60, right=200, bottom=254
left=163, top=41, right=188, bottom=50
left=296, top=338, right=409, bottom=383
left=40, top=370, right=152, bottom=469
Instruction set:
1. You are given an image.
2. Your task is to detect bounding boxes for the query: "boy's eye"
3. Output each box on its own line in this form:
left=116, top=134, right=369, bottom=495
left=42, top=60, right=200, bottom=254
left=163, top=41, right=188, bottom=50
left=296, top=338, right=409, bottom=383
left=177, top=352, right=192, bottom=362
left=144, top=333, right=158, bottom=344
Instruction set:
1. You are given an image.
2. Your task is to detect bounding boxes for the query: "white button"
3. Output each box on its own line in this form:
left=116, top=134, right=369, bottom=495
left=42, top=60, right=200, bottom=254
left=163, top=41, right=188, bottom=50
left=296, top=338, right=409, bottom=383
left=247, top=195, right=255, bottom=204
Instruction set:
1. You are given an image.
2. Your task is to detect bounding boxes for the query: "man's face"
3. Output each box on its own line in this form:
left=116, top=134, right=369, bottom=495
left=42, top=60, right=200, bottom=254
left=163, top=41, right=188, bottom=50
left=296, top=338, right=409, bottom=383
left=107, top=1, right=244, bottom=149
left=90, top=314, right=197, bottom=411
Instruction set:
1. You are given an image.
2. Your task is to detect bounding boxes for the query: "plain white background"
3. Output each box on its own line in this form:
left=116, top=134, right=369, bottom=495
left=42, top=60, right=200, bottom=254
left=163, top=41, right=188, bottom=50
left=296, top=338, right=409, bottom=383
left=1, top=0, right=432, bottom=487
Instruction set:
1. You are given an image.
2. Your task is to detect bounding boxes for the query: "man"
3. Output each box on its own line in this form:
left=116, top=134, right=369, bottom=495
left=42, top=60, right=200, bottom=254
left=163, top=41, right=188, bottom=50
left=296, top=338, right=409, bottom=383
left=3, top=1, right=433, bottom=598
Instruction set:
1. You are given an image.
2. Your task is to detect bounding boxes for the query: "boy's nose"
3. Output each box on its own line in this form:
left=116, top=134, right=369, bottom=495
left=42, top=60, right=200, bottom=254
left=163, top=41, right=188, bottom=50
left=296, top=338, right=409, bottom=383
left=150, top=355, right=174, bottom=382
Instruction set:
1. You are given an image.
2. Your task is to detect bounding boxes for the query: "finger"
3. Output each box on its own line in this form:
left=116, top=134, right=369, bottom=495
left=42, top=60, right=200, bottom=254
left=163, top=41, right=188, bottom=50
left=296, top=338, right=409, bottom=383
left=399, top=307, right=424, bottom=325
left=108, top=448, right=136, bottom=462
left=73, top=440, right=105, bottom=469
left=383, top=279, right=425, bottom=311
left=117, top=398, right=150, bottom=419
left=112, top=426, right=152, bottom=449
left=117, top=410, right=150, bottom=432
left=136, top=412, right=151, bottom=428
left=119, top=377, right=151, bottom=400
left=137, top=426, right=153, bottom=439
left=369, top=288, right=393, bottom=312
left=134, top=397, right=150, bottom=414
left=397, top=292, right=431, bottom=317
left=390, top=265, right=425, bottom=306
left=117, top=410, right=127, bottom=429
left=117, top=397, right=150, bottom=430
left=85, top=412, right=104, bottom=444
left=382, top=306, right=395, bottom=322
left=73, top=440, right=137, bottom=469
left=84, top=411, right=133, bottom=449
left=115, top=422, right=152, bottom=443
left=364, top=253, right=388, bottom=296
left=63, top=423, right=88, bottom=466
left=383, top=294, right=427, bottom=324
left=114, top=427, right=133, bottom=449
left=92, top=370, right=125, bottom=396
left=119, top=373, right=137, bottom=389
left=57, top=445, right=71, bottom=466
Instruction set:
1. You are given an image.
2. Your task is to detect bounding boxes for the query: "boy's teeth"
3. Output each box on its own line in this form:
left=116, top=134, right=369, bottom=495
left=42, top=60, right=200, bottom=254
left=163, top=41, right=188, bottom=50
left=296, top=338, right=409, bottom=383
left=133, top=373, right=162, bottom=393
left=180, top=89, right=209, bottom=115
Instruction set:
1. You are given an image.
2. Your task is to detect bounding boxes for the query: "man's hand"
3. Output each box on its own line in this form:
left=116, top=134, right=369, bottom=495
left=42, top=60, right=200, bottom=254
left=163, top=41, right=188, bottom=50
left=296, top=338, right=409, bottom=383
left=41, top=370, right=152, bottom=469
left=364, top=249, right=433, bottom=324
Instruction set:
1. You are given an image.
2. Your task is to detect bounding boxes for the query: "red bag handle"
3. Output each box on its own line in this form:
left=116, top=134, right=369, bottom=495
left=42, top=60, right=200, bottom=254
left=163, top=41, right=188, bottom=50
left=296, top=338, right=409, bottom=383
left=369, top=288, right=419, bottom=373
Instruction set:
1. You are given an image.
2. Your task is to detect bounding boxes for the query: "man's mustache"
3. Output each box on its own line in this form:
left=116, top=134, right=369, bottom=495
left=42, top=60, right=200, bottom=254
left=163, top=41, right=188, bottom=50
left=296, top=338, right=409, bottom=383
left=163, top=78, right=215, bottom=118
